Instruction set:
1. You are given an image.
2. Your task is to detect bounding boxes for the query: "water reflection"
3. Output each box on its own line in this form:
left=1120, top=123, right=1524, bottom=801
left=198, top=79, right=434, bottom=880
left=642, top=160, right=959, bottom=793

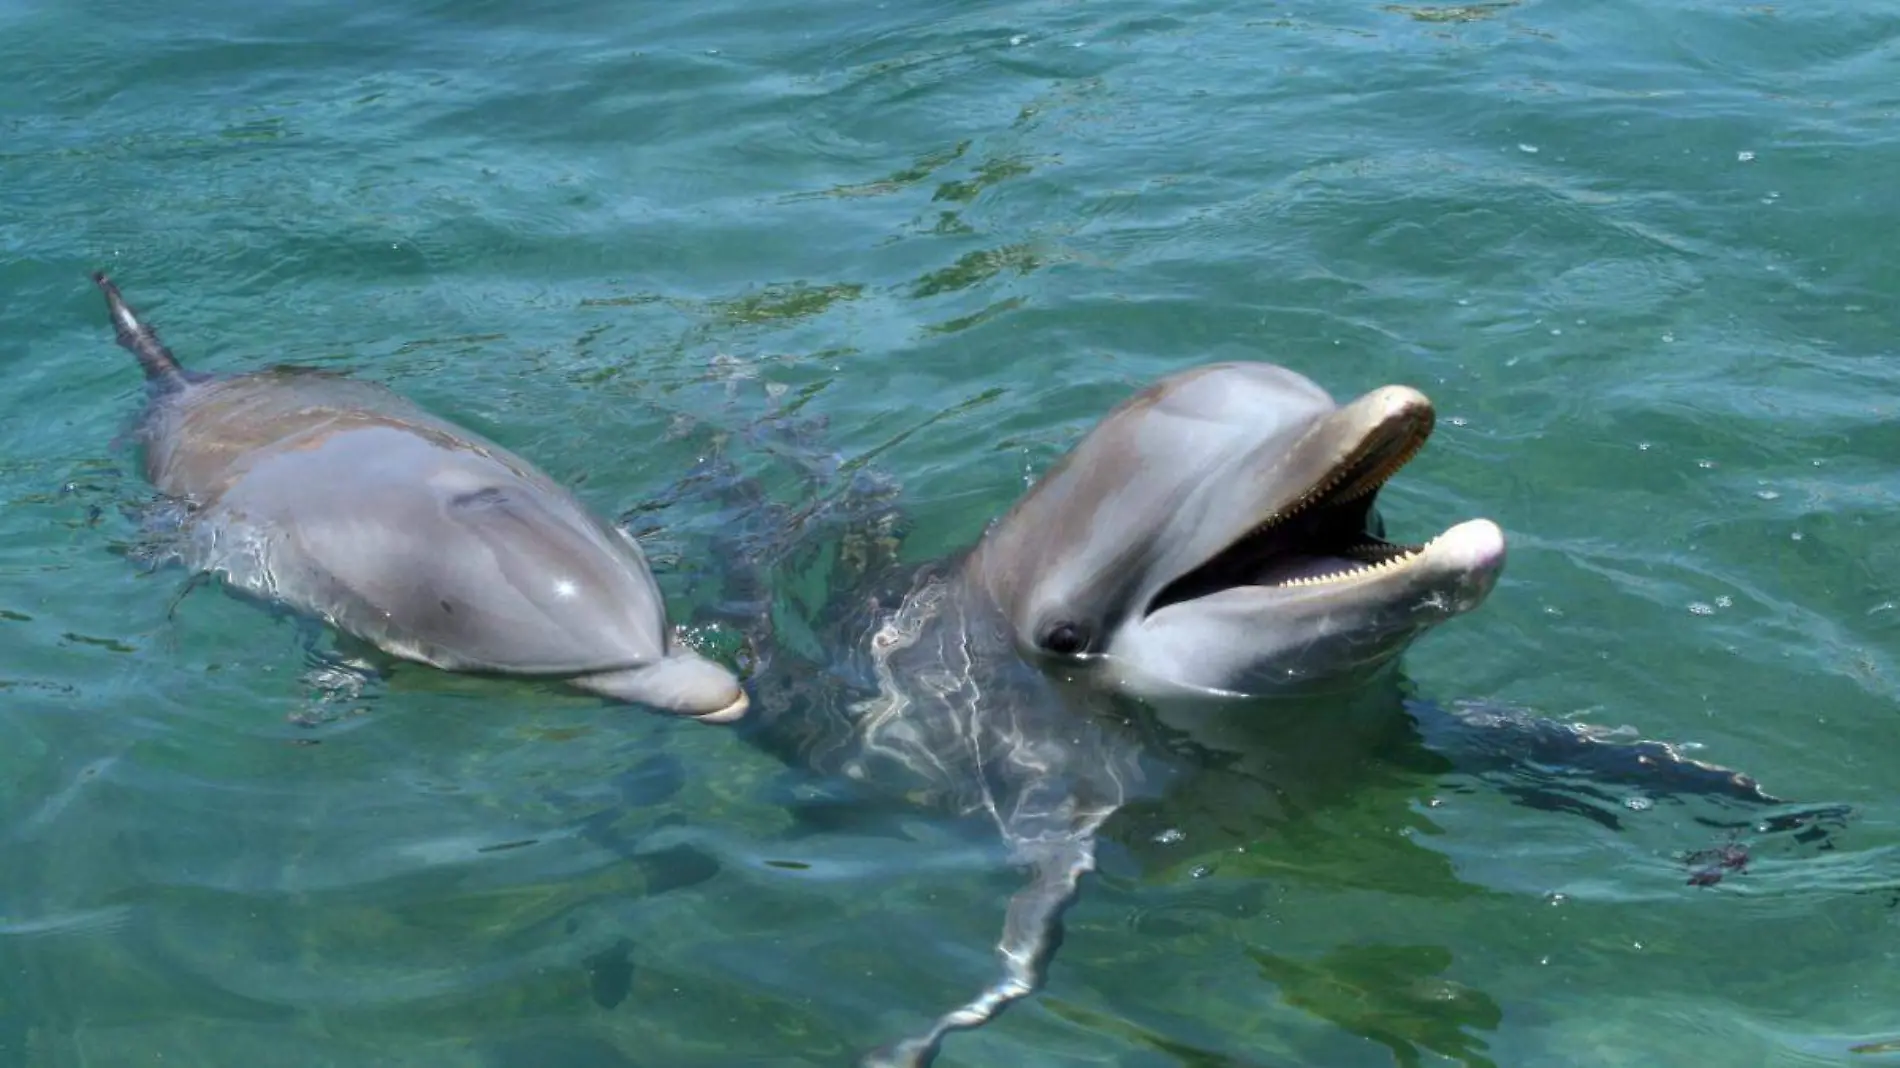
left=1251, top=942, right=1503, bottom=1068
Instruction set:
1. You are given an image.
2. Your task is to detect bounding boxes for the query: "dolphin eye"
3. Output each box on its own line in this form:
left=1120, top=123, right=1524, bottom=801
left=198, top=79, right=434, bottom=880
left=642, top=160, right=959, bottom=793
left=1041, top=621, right=1088, bottom=656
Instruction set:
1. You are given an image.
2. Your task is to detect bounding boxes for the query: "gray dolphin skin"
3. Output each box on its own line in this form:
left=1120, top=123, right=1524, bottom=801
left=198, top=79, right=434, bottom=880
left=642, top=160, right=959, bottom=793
left=90, top=273, right=747, bottom=722
left=713, top=361, right=1507, bottom=1066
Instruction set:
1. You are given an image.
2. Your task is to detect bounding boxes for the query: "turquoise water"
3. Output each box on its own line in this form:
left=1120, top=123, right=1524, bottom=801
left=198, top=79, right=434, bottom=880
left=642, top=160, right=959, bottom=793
left=5, top=0, right=1899, bottom=1064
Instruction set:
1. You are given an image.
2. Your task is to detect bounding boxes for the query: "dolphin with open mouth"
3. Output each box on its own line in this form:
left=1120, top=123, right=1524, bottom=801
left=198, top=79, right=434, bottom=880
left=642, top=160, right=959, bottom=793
left=681, top=360, right=1524, bottom=1065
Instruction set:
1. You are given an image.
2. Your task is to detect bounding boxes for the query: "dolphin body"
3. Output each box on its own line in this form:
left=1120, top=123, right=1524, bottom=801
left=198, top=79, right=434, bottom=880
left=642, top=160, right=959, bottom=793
left=89, top=273, right=747, bottom=722
left=680, top=358, right=1839, bottom=1066
left=710, top=362, right=1511, bottom=1064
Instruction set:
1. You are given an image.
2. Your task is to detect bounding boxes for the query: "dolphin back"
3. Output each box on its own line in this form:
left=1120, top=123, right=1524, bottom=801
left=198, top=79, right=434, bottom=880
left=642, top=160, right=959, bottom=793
left=183, top=420, right=743, bottom=718
left=195, top=425, right=672, bottom=674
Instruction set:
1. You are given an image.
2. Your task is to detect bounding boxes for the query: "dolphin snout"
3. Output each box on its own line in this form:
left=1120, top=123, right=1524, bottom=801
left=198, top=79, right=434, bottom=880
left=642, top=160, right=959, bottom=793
left=1368, top=384, right=1432, bottom=421
left=695, top=690, right=751, bottom=724
left=569, top=652, right=750, bottom=723
left=1435, top=518, right=1507, bottom=581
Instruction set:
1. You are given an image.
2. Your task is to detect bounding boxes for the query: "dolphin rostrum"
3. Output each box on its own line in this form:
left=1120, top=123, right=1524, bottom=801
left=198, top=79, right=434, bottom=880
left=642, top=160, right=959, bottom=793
left=91, top=273, right=746, bottom=722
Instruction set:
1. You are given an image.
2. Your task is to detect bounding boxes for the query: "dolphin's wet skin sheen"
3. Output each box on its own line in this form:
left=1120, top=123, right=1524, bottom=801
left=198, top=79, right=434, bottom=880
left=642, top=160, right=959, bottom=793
left=92, top=274, right=748, bottom=723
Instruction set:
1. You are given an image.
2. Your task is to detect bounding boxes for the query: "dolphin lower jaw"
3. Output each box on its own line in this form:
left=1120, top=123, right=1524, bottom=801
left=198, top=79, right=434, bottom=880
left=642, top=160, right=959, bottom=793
left=1104, top=519, right=1506, bottom=699
left=1272, top=516, right=1506, bottom=598
left=1154, top=519, right=1506, bottom=630
left=355, top=638, right=753, bottom=724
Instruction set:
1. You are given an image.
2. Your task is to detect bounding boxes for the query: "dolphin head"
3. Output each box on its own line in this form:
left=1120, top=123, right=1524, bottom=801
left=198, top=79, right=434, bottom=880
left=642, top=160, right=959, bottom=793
left=966, top=361, right=1505, bottom=700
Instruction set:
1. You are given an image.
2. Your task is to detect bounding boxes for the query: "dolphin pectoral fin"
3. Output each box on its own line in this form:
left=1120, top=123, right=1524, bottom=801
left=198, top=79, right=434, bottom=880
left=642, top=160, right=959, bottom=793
left=1408, top=696, right=1853, bottom=861
left=567, top=648, right=751, bottom=724
left=1410, top=697, right=1792, bottom=808
left=288, top=652, right=382, bottom=731
left=142, top=572, right=208, bottom=658
left=860, top=836, right=1097, bottom=1068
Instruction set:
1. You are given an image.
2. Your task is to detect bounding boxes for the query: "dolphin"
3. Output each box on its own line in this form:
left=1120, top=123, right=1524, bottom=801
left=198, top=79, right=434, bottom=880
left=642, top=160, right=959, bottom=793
left=673, top=361, right=1508, bottom=1064
left=865, top=365, right=1507, bottom=1064
left=89, top=273, right=747, bottom=722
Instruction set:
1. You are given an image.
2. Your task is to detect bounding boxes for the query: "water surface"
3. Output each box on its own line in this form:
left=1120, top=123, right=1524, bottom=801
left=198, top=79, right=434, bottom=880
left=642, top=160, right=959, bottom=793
left=4, top=0, right=1898, bottom=1065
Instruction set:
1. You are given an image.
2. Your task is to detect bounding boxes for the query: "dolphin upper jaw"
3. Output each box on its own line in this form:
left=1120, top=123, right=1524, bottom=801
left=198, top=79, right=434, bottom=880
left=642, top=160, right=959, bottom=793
left=1136, top=383, right=1445, bottom=618
left=1235, top=384, right=1436, bottom=531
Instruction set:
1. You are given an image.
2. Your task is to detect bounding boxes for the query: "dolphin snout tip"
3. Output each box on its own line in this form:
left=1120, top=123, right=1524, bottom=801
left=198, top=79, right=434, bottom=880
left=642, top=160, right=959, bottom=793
left=567, top=656, right=751, bottom=724
left=693, top=688, right=751, bottom=725
left=1434, top=517, right=1507, bottom=594
left=1444, top=513, right=1504, bottom=547
left=1371, top=384, right=1433, bottom=417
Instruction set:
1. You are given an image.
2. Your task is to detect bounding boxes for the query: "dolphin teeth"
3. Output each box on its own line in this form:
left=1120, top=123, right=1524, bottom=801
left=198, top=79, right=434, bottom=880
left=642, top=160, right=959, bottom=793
left=1274, top=547, right=1424, bottom=588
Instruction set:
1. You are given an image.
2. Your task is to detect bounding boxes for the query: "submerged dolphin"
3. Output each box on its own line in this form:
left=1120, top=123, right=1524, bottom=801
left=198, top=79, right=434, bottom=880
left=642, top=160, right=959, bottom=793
left=90, top=273, right=747, bottom=721
left=694, top=362, right=1509, bottom=1063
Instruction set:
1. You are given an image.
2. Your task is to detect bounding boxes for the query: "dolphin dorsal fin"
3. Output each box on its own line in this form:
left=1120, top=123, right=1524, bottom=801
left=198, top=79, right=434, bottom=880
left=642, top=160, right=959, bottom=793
left=92, top=273, right=189, bottom=393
